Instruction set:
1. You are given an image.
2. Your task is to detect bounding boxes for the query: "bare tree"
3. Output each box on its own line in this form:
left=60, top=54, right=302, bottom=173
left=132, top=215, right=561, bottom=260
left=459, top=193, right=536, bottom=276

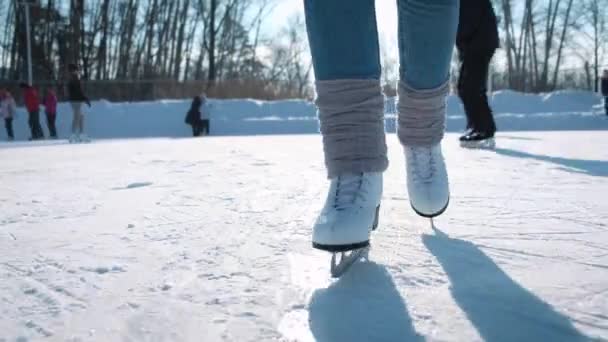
left=497, top=0, right=580, bottom=91
left=572, top=0, right=608, bottom=91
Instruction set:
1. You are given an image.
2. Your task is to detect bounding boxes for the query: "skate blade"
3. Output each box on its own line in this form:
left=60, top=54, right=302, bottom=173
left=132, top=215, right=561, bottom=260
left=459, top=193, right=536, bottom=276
left=330, top=247, right=369, bottom=278
left=460, top=138, right=496, bottom=150
left=313, top=240, right=369, bottom=252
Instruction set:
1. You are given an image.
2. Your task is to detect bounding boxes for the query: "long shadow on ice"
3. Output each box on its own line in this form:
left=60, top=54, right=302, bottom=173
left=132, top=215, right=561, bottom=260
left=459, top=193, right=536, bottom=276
left=423, top=227, right=592, bottom=342
left=309, top=261, right=424, bottom=342
left=495, top=147, right=608, bottom=178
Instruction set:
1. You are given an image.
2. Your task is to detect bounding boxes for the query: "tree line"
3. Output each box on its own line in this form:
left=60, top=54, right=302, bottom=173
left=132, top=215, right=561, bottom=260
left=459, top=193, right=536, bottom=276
left=493, top=0, right=608, bottom=92
left=0, top=0, right=312, bottom=99
left=1, top=0, right=607, bottom=99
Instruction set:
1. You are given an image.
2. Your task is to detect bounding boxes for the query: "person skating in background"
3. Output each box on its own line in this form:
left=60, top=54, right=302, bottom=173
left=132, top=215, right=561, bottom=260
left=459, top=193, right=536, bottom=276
left=456, top=0, right=499, bottom=148
left=0, top=88, right=17, bottom=141
left=66, top=63, right=91, bottom=143
left=43, top=87, right=58, bottom=139
left=305, top=0, right=456, bottom=259
left=20, top=83, right=44, bottom=140
left=185, top=96, right=203, bottom=137
left=200, top=93, right=211, bottom=135
left=601, top=69, right=608, bottom=116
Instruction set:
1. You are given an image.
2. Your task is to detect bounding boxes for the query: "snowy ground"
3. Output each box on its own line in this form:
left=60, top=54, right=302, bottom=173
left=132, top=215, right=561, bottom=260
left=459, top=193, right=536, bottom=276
left=1, top=132, right=607, bottom=341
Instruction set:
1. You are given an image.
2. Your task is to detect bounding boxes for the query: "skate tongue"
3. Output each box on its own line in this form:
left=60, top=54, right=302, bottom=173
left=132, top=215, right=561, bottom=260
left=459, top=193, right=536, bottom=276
left=334, top=174, right=363, bottom=210
left=410, top=147, right=434, bottom=181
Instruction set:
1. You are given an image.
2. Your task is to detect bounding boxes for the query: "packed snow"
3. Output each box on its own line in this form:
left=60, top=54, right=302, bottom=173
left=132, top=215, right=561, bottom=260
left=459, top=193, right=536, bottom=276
left=1, top=90, right=607, bottom=341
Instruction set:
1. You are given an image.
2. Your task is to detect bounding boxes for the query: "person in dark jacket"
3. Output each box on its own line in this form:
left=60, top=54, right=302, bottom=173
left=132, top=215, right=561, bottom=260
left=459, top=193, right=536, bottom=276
left=456, top=0, right=499, bottom=147
left=19, top=83, right=44, bottom=140
left=66, top=63, right=91, bottom=142
left=185, top=96, right=203, bottom=137
left=601, top=69, right=608, bottom=116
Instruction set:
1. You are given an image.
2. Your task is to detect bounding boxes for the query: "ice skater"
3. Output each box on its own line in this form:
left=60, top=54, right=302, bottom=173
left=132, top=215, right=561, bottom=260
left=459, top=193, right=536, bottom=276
left=20, top=83, right=44, bottom=140
left=66, top=63, right=91, bottom=143
left=0, top=88, right=17, bottom=141
left=43, top=87, right=58, bottom=139
left=456, top=0, right=499, bottom=148
left=185, top=95, right=203, bottom=137
left=305, top=0, right=457, bottom=276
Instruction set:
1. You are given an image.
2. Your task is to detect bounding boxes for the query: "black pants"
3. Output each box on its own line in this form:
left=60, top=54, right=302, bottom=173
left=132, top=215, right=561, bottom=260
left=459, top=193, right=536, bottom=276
left=457, top=49, right=497, bottom=135
left=46, top=112, right=57, bottom=138
left=201, top=119, right=210, bottom=135
left=191, top=122, right=202, bottom=137
left=4, top=118, right=13, bottom=139
left=28, top=110, right=44, bottom=139
left=604, top=97, right=608, bottom=116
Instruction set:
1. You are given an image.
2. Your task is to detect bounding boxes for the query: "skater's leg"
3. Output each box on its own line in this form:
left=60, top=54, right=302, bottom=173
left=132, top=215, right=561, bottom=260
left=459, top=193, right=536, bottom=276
left=604, top=97, right=608, bottom=116
left=202, top=120, right=209, bottom=135
left=479, top=52, right=496, bottom=135
left=459, top=51, right=496, bottom=136
left=194, top=121, right=202, bottom=136
left=46, top=112, right=56, bottom=138
left=32, top=110, right=43, bottom=139
left=51, top=114, right=57, bottom=138
left=5, top=118, right=14, bottom=139
left=305, top=0, right=385, bottom=251
left=459, top=53, right=483, bottom=135
left=397, top=0, right=458, bottom=217
left=28, top=111, right=35, bottom=139
left=304, top=0, right=387, bottom=178
left=70, top=102, right=79, bottom=136
left=79, top=110, right=84, bottom=136
left=397, top=0, right=458, bottom=146
left=457, top=53, right=474, bottom=132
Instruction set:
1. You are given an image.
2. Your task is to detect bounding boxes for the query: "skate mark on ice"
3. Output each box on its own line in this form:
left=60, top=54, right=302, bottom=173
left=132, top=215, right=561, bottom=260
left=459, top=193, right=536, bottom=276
left=251, top=161, right=274, bottom=167
left=308, top=261, right=423, bottom=342
left=80, top=265, right=126, bottom=274
left=124, top=181, right=153, bottom=189
left=112, top=182, right=154, bottom=190
left=499, top=135, right=541, bottom=141
left=578, top=262, right=608, bottom=270
left=424, top=227, right=593, bottom=342
left=4, top=261, right=87, bottom=317
left=24, top=320, right=53, bottom=338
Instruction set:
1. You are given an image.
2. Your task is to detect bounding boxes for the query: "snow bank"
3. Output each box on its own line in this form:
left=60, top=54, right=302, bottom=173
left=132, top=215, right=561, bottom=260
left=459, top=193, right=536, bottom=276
left=4, top=90, right=607, bottom=141
left=445, top=89, right=604, bottom=115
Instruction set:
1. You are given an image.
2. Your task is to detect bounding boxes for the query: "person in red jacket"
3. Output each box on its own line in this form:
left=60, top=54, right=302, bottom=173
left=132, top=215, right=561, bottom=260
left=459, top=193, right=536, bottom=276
left=19, top=83, right=44, bottom=140
left=43, top=87, right=58, bottom=138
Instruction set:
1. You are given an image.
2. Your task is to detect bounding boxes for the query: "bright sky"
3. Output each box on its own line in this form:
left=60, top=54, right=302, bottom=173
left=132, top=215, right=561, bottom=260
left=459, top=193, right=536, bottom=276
left=263, top=1, right=607, bottom=75
left=266, top=0, right=399, bottom=55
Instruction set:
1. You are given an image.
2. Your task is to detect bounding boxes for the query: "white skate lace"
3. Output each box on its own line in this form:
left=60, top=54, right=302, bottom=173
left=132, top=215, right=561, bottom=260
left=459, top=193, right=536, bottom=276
left=334, top=174, right=368, bottom=210
left=409, top=147, right=435, bottom=183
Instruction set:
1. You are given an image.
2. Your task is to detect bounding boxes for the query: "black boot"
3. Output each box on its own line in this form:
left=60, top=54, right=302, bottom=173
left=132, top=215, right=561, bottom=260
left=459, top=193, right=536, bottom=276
left=459, top=127, right=475, bottom=141
left=460, top=131, right=496, bottom=149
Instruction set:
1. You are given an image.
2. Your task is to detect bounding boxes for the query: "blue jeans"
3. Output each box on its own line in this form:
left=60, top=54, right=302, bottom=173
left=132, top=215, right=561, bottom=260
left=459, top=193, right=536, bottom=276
left=305, top=0, right=459, bottom=178
left=305, top=0, right=459, bottom=89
